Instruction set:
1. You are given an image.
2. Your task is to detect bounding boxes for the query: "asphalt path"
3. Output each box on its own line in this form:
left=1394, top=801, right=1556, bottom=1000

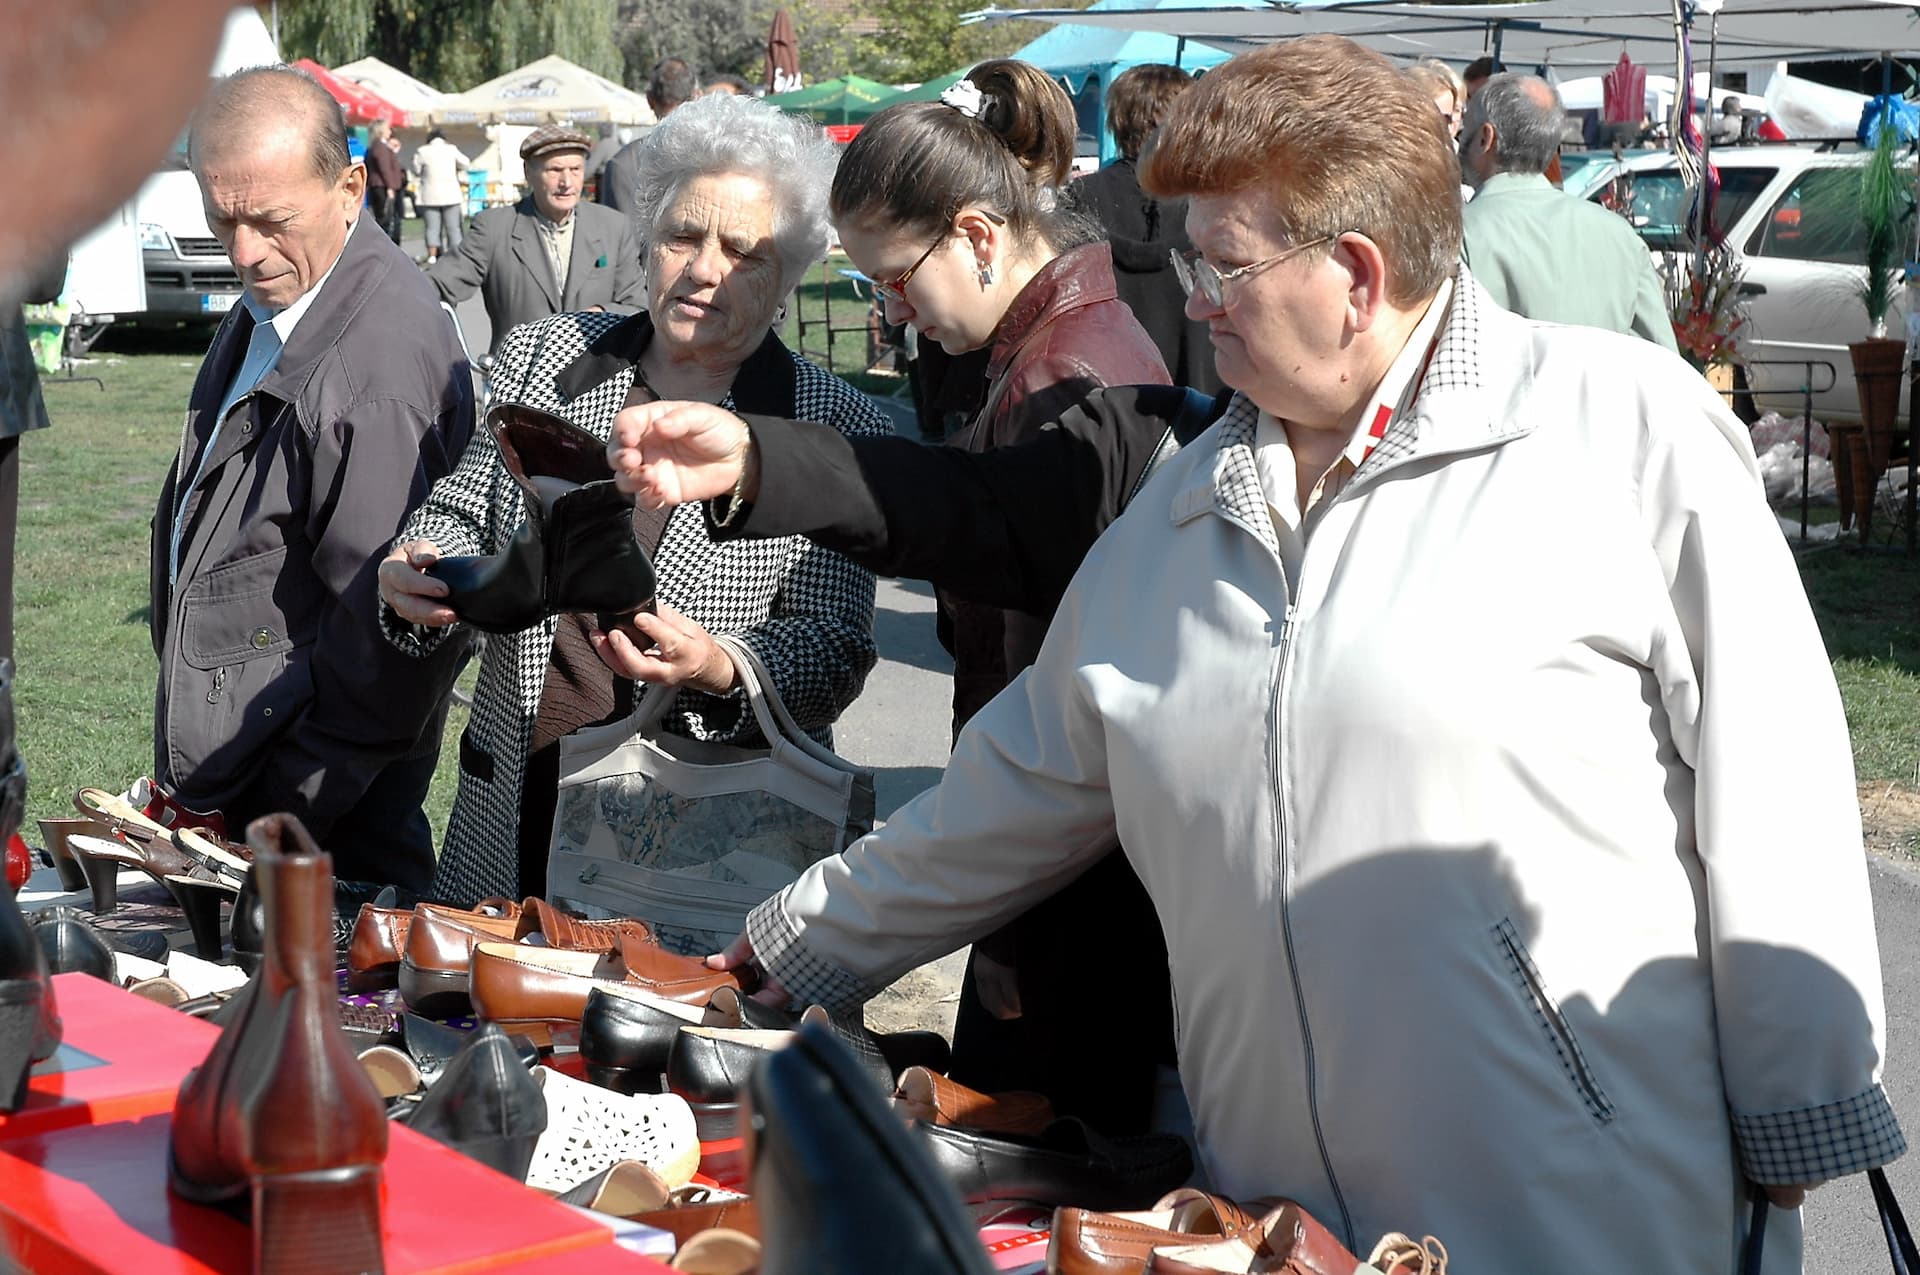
left=441, top=237, right=1916, bottom=1269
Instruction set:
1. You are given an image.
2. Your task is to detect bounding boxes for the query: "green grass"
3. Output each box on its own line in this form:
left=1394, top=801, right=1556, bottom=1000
left=779, top=252, right=912, bottom=400
left=1798, top=545, right=1920, bottom=787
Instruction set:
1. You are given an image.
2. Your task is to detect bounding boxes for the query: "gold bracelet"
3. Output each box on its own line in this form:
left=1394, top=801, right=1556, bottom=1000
left=714, top=427, right=753, bottom=528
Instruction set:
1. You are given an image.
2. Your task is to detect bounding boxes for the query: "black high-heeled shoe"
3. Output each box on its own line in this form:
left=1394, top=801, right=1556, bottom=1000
left=427, top=403, right=658, bottom=635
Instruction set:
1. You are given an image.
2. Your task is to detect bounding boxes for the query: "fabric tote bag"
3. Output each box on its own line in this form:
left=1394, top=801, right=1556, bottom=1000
left=547, top=633, right=876, bottom=957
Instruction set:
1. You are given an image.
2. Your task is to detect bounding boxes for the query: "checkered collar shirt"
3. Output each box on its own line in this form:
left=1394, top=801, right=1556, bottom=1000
left=1253, top=274, right=1454, bottom=592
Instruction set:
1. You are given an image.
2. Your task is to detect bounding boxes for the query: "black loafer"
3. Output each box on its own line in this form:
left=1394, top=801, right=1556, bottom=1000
left=29, top=906, right=116, bottom=980
left=915, top=1116, right=1193, bottom=1215
left=579, top=986, right=706, bottom=1095
left=666, top=1026, right=794, bottom=1140
left=404, top=1023, right=548, bottom=1181
left=746, top=1022, right=993, bottom=1275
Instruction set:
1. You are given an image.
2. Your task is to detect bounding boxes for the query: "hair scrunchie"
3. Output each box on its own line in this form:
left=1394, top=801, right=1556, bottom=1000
left=939, top=78, right=988, bottom=120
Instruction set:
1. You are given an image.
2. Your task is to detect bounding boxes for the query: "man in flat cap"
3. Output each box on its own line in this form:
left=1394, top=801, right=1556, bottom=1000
left=428, top=122, right=643, bottom=360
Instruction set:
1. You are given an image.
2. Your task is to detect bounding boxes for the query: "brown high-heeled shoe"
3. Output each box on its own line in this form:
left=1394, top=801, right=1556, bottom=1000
left=169, top=812, right=390, bottom=1274
left=36, top=817, right=102, bottom=895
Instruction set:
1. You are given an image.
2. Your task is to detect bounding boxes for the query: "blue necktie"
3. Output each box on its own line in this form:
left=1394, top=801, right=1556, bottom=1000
left=171, top=311, right=282, bottom=586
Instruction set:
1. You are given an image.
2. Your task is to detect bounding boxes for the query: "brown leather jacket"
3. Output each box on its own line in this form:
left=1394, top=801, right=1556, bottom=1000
left=938, top=241, right=1168, bottom=737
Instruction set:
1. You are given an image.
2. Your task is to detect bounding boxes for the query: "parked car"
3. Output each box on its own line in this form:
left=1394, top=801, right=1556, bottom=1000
left=1567, top=142, right=1911, bottom=422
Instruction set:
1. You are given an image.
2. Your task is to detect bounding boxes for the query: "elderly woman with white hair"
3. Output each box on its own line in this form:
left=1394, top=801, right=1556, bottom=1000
left=378, top=92, right=889, bottom=912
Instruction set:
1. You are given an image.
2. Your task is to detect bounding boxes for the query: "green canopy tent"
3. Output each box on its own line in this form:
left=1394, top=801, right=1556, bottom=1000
left=869, top=67, right=972, bottom=109
left=763, top=74, right=896, bottom=126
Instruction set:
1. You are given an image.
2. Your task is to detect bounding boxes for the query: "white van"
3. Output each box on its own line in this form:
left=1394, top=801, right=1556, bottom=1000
left=63, top=7, right=277, bottom=349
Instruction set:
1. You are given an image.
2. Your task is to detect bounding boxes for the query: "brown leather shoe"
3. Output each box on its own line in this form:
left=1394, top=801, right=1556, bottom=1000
left=1143, top=1202, right=1399, bottom=1275
left=168, top=813, right=389, bottom=1274
left=894, top=1066, right=1053, bottom=1137
left=632, top=1195, right=761, bottom=1248
left=346, top=896, right=523, bottom=992
left=397, top=897, right=654, bottom=1015
left=1050, top=1189, right=1267, bottom=1275
left=469, top=934, right=750, bottom=1045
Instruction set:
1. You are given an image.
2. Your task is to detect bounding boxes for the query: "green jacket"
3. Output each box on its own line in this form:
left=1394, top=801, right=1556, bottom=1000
left=1462, top=171, right=1678, bottom=352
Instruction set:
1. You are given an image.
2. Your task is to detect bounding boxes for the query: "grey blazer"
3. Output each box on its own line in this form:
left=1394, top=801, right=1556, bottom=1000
left=428, top=197, right=643, bottom=358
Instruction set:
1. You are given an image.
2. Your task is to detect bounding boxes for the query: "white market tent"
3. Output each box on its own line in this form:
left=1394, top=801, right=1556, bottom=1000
left=331, top=56, right=448, bottom=128
left=432, top=55, right=657, bottom=127
left=961, top=0, right=1920, bottom=74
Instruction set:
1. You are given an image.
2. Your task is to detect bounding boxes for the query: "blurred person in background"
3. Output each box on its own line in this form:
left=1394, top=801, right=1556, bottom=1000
left=1071, top=63, right=1220, bottom=394
left=365, top=120, right=406, bottom=245
left=600, top=57, right=700, bottom=217
left=427, top=124, right=643, bottom=361
left=411, top=128, right=471, bottom=263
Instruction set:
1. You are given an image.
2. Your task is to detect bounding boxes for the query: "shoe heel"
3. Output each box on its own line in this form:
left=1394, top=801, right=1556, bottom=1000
left=165, top=878, right=230, bottom=962
left=0, top=990, right=44, bottom=1112
left=74, top=849, right=120, bottom=915
left=251, top=1163, right=386, bottom=1274
left=36, top=820, right=91, bottom=894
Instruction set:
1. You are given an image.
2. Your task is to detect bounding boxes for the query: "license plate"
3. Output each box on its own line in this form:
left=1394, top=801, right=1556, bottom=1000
left=201, top=293, right=240, bottom=314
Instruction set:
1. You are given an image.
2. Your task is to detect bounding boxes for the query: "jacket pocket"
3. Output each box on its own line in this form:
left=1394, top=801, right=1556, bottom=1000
left=178, top=546, right=304, bottom=669
left=1493, top=918, right=1615, bottom=1125
left=167, top=545, right=315, bottom=793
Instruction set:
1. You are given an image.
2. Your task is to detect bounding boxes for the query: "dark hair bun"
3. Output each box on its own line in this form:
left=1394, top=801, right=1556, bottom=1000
left=968, top=60, right=1075, bottom=188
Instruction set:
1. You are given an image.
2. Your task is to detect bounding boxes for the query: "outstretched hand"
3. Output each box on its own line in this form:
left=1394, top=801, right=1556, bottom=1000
left=607, top=400, right=755, bottom=508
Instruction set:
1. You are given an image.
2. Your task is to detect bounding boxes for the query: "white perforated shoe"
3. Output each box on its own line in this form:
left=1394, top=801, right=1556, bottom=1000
left=524, top=1065, right=700, bottom=1193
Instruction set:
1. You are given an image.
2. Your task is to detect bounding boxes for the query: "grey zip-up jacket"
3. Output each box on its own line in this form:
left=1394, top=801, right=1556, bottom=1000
left=150, top=215, right=473, bottom=873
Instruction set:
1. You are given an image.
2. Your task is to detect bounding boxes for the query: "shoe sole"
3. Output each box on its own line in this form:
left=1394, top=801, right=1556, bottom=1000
left=688, top=1098, right=740, bottom=1143
left=397, top=960, right=472, bottom=1019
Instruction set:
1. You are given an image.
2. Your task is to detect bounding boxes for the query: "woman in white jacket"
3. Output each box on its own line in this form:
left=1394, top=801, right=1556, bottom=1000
left=649, top=34, right=1902, bottom=1274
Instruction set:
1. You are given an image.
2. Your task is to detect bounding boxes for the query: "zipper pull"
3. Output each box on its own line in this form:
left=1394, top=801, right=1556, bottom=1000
left=1278, top=604, right=1297, bottom=646
left=205, top=667, right=227, bottom=705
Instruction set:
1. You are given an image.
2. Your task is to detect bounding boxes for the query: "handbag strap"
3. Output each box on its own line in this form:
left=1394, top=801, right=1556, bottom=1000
left=712, top=633, right=859, bottom=774
left=1742, top=1169, right=1918, bottom=1275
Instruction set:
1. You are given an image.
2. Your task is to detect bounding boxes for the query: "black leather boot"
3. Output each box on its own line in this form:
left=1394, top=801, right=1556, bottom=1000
left=428, top=404, right=657, bottom=635
left=745, top=1023, right=994, bottom=1275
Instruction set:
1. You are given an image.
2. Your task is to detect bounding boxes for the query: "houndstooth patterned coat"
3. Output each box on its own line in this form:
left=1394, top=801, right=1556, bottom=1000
left=383, top=310, right=889, bottom=904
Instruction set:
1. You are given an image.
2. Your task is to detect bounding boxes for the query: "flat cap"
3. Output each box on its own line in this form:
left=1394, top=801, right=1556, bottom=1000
left=520, top=123, right=592, bottom=162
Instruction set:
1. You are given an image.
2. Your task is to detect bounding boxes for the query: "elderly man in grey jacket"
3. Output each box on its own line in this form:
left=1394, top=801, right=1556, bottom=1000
left=152, top=66, right=472, bottom=892
left=428, top=124, right=643, bottom=361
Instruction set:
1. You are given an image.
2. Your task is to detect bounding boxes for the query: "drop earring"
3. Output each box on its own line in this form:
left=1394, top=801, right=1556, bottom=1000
left=977, top=261, right=995, bottom=287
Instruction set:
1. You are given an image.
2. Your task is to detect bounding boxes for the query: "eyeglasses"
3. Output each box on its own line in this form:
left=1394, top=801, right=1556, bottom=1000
left=866, top=210, right=1009, bottom=305
left=871, top=232, right=948, bottom=305
left=1170, top=233, right=1341, bottom=307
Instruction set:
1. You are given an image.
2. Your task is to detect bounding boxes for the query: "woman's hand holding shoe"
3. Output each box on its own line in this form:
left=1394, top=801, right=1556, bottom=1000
left=607, top=401, right=759, bottom=509
left=589, top=602, right=738, bottom=694
left=378, top=540, right=458, bottom=627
